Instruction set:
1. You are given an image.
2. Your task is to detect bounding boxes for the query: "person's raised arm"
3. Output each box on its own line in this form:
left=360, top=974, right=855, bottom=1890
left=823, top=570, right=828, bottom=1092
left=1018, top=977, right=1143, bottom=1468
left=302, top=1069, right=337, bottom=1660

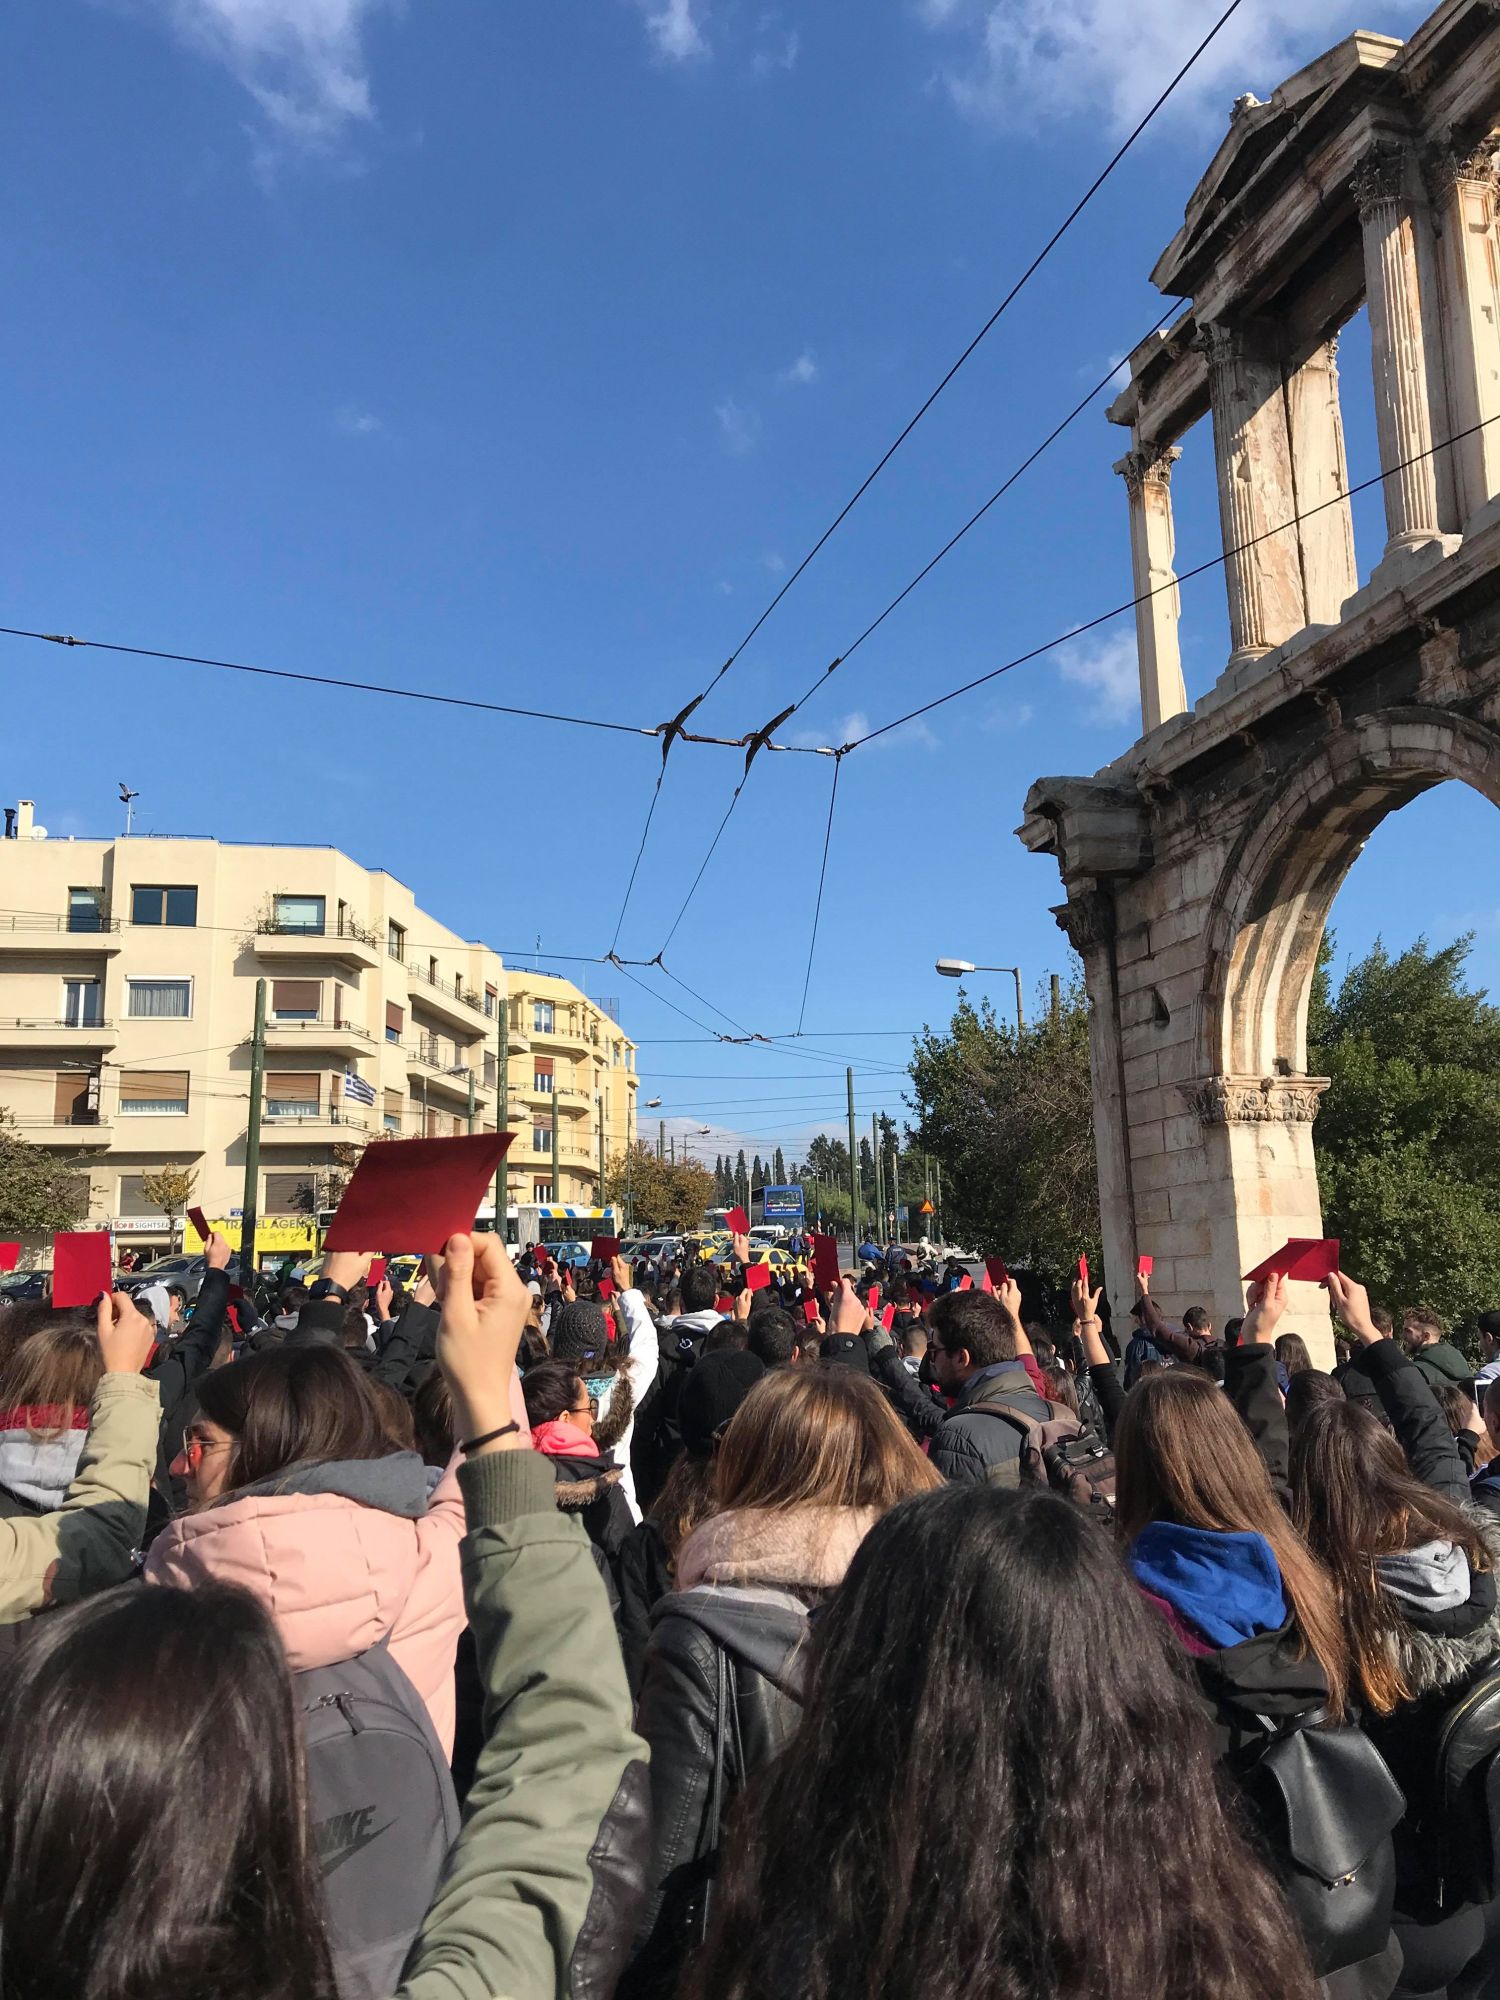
left=1072, top=1276, right=1124, bottom=1439
left=1224, top=1275, right=1291, bottom=1502
left=1327, top=1271, right=1470, bottom=1503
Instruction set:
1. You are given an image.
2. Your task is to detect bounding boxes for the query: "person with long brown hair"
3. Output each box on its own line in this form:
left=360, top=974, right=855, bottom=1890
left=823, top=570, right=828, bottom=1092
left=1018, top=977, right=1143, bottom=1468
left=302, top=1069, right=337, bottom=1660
left=1295, top=1270, right=1500, bottom=1998
left=623, top=1346, right=941, bottom=2000
left=684, top=1484, right=1320, bottom=2000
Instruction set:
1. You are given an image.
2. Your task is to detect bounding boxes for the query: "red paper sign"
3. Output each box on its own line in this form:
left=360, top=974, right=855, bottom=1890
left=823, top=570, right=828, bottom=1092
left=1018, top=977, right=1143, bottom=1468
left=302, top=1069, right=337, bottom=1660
left=591, top=1236, right=621, bottom=1262
left=0, top=1243, right=19, bottom=1273
left=597, top=1276, right=616, bottom=1302
left=367, top=1258, right=387, bottom=1287
left=1243, top=1238, right=1341, bottom=1284
left=1078, top=1254, right=1089, bottom=1288
left=957, top=1272, right=973, bottom=1291
left=866, top=1285, right=879, bottom=1311
left=802, top=1299, right=820, bottom=1325
left=809, top=1233, right=841, bottom=1290
left=1137, top=1254, right=1153, bottom=1277
left=323, top=1134, right=513, bottom=1254
left=715, top=1294, right=734, bottom=1315
left=52, top=1231, right=113, bottom=1308
left=985, top=1258, right=1009, bottom=1290
left=187, top=1206, right=209, bottom=1245
left=744, top=1263, right=772, bottom=1292
left=880, top=1305, right=896, bottom=1331
left=725, top=1207, right=749, bottom=1236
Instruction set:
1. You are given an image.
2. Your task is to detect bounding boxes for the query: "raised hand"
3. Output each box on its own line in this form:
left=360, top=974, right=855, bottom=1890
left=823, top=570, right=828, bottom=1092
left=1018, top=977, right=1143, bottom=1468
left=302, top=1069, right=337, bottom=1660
left=96, top=1290, right=159, bottom=1375
left=434, top=1234, right=530, bottom=1453
left=1240, top=1272, right=1290, bottom=1346
left=1324, top=1270, right=1379, bottom=1345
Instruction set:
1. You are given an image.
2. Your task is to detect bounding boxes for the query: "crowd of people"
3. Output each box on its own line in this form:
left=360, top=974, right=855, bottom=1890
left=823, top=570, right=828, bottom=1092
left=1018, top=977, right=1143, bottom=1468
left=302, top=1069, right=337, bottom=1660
left=0, top=1211, right=1498, bottom=2000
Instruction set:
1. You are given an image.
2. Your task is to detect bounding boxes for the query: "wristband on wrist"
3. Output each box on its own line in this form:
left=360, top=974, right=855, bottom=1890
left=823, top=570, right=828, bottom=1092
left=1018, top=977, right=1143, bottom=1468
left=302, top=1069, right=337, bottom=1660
left=460, top=1421, right=520, bottom=1455
left=309, top=1280, right=349, bottom=1303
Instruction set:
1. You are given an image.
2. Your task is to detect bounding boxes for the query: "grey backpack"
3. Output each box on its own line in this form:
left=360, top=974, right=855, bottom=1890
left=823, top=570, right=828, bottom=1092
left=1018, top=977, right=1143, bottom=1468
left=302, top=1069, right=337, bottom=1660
left=299, top=1642, right=461, bottom=2000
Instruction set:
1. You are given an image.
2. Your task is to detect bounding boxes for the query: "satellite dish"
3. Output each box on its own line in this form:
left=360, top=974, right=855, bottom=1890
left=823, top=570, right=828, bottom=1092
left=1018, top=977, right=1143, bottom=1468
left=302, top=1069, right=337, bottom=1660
left=29, top=826, right=48, bottom=840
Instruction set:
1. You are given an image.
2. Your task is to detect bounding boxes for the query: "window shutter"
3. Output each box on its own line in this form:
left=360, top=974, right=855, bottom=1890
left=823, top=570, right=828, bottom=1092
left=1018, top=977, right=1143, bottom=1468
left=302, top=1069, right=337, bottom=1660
left=272, top=980, right=321, bottom=1014
left=265, top=1171, right=314, bottom=1211
left=386, top=1002, right=404, bottom=1035
left=266, top=1072, right=319, bottom=1104
left=116, top=1173, right=152, bottom=1216
left=384, top=1089, right=403, bottom=1118
left=534, top=1056, right=554, bottom=1077
left=119, top=1071, right=189, bottom=1107
left=54, top=1071, right=90, bottom=1120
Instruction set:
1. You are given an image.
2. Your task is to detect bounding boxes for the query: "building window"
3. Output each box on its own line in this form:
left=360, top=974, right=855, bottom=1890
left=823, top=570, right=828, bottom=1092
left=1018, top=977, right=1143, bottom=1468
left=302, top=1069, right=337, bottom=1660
left=131, top=884, right=197, bottom=927
left=116, top=1173, right=155, bottom=1218
left=272, top=894, right=325, bottom=935
left=383, top=1088, right=404, bottom=1134
left=68, top=887, right=105, bottom=933
left=385, top=1002, right=404, bottom=1045
left=62, top=979, right=102, bottom=1027
left=532, top=1122, right=551, bottom=1153
left=271, top=979, right=321, bottom=1022
left=532, top=1180, right=553, bottom=1202
left=119, top=1070, right=190, bottom=1115
left=484, top=984, right=497, bottom=1018
left=533, top=1057, right=554, bottom=1093
left=264, top=1171, right=315, bottom=1213
left=264, top=1072, right=320, bottom=1119
left=483, top=1053, right=497, bottom=1089
left=54, top=1071, right=98, bottom=1125
left=126, top=978, right=192, bottom=1020
left=532, top=1001, right=554, bottom=1035
left=387, top=921, right=406, bottom=961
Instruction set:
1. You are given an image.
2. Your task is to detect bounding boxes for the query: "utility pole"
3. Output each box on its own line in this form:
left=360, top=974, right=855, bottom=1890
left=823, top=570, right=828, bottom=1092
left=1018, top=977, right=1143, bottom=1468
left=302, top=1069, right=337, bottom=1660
left=658, top=1118, right=665, bottom=1161
left=550, top=1091, right=560, bottom=1205
left=846, top=1067, right=859, bottom=1257
left=871, top=1111, right=883, bottom=1243
left=466, top=1067, right=476, bottom=1136
left=935, top=1157, right=944, bottom=1249
left=240, top=979, right=266, bottom=1289
left=598, top=1117, right=606, bottom=1213
left=891, top=1143, right=901, bottom=1241
left=1050, top=972, right=1061, bottom=1024
left=495, top=991, right=510, bottom=1234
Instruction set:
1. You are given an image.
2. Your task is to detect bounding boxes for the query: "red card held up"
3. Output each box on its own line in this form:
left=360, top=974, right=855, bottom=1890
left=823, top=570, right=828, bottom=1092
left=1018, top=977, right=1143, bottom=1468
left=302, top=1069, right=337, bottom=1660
left=810, top=1233, right=841, bottom=1289
left=866, top=1285, right=879, bottom=1311
left=715, top=1295, right=735, bottom=1315
left=187, top=1206, right=210, bottom=1245
left=367, top=1258, right=387, bottom=1287
left=1079, top=1254, right=1089, bottom=1288
left=802, top=1298, right=820, bottom=1325
left=591, top=1236, right=621, bottom=1262
left=323, top=1134, right=513, bottom=1254
left=1243, top=1238, right=1340, bottom=1284
left=597, top=1276, right=616, bottom=1302
left=957, top=1272, right=973, bottom=1291
left=1137, top=1254, right=1154, bottom=1277
left=881, top=1305, right=896, bottom=1332
left=744, top=1263, right=772, bottom=1292
left=52, top=1231, right=113, bottom=1308
left=979, top=1269, right=993, bottom=1293
left=984, top=1257, right=1009, bottom=1290
left=725, top=1207, right=749, bottom=1236
left=0, top=1242, right=19, bottom=1274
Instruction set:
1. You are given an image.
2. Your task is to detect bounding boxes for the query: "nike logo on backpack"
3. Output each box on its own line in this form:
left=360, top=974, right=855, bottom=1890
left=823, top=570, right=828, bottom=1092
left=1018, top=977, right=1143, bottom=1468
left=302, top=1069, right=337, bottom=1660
left=314, top=1805, right=396, bottom=1876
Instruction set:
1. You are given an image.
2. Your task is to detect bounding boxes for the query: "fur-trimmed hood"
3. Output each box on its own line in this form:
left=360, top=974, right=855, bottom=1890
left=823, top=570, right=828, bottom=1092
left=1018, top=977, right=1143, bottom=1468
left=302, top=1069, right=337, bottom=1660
left=1390, top=1504, right=1500, bottom=1698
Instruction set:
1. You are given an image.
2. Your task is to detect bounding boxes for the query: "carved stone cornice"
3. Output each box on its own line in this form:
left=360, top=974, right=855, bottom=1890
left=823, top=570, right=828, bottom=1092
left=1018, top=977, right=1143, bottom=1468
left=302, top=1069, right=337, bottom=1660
left=1180, top=1074, right=1330, bottom=1125
left=1051, top=890, right=1116, bottom=956
left=1113, top=441, right=1181, bottom=497
left=1426, top=135, right=1500, bottom=197
left=1352, top=142, right=1412, bottom=217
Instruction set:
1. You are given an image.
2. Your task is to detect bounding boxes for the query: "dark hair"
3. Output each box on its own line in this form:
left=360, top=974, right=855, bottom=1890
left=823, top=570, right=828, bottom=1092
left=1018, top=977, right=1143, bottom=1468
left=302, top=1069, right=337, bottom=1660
left=650, top=1451, right=720, bottom=1561
left=680, top=1263, right=719, bottom=1314
left=1369, top=1303, right=1394, bottom=1336
left=412, top=1369, right=454, bottom=1468
left=1285, top=1369, right=1343, bottom=1436
left=686, top=1486, right=1316, bottom=2000
left=0, top=1583, right=336, bottom=2000
left=0, top=1319, right=102, bottom=1433
left=929, top=1292, right=1014, bottom=1368
left=368, top=1377, right=416, bottom=1453
left=1274, top=1332, right=1314, bottom=1378
left=746, top=1310, right=801, bottom=1368
left=1223, top=1316, right=1244, bottom=1348
left=195, top=1347, right=387, bottom=1493
left=716, top=1369, right=940, bottom=1514
left=522, top=1359, right=586, bottom=1429
left=1182, top=1306, right=1212, bottom=1335
left=1292, top=1399, right=1493, bottom=1713
left=1432, top=1381, right=1477, bottom=1437
left=704, top=1320, right=750, bottom=1353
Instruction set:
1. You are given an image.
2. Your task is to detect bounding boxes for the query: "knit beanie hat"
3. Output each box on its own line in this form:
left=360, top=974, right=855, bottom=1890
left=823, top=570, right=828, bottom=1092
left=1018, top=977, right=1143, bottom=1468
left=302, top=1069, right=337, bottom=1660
left=680, top=1350, right=765, bottom=1458
left=551, top=1300, right=610, bottom=1367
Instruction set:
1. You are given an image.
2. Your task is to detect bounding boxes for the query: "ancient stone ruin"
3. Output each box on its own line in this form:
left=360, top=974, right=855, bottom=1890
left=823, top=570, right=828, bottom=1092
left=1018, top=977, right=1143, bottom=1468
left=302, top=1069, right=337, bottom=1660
left=1019, top=0, right=1500, bottom=1346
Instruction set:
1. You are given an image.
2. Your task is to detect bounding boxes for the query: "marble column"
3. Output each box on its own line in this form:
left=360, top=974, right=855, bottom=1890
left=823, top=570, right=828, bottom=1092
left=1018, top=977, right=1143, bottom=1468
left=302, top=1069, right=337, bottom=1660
left=1114, top=441, right=1187, bottom=732
left=1431, top=139, right=1500, bottom=524
left=1284, top=338, right=1359, bottom=623
left=1354, top=142, right=1454, bottom=561
left=1200, top=320, right=1307, bottom=670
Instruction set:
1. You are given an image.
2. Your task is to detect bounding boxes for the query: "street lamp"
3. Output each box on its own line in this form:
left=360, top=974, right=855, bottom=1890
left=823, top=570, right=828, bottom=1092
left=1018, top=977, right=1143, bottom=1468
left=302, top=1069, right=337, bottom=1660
left=935, top=958, right=1025, bottom=1034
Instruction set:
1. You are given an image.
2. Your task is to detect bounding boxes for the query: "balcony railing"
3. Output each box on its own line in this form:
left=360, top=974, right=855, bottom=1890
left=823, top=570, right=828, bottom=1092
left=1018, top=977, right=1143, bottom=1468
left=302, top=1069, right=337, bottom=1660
left=256, top=913, right=380, bottom=947
left=261, top=1106, right=370, bottom=1131
left=9, top=1112, right=108, bottom=1129
left=0, top=1016, right=114, bottom=1030
left=408, top=961, right=485, bottom=1012
left=0, top=914, right=122, bottom=936
left=263, top=1017, right=374, bottom=1043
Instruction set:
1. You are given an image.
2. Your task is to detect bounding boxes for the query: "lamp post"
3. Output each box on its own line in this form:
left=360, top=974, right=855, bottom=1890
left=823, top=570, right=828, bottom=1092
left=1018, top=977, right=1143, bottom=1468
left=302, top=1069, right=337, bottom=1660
left=935, top=958, right=1025, bottom=1034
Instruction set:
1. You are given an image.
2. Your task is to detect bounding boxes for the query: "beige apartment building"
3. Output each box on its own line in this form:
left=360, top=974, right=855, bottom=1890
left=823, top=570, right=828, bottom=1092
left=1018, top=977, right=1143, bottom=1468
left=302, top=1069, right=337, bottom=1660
left=0, top=806, right=636, bottom=1257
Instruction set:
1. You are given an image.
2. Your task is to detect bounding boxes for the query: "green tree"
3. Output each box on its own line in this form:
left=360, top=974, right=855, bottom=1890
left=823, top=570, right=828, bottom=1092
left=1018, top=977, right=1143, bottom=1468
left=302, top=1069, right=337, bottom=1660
left=0, top=1112, right=93, bottom=1239
left=772, top=1146, right=786, bottom=1184
left=908, top=974, right=1098, bottom=1288
left=604, top=1143, right=714, bottom=1232
left=140, top=1165, right=198, bottom=1251
left=734, top=1149, right=748, bottom=1207
left=858, top=1137, right=874, bottom=1201
left=804, top=1134, right=848, bottom=1184
left=1310, top=933, right=1500, bottom=1330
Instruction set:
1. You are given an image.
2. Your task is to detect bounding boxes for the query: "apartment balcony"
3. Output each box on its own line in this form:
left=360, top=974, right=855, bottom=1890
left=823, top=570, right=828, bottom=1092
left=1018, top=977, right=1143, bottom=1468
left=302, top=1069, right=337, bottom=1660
left=405, top=1043, right=489, bottom=1104
left=262, top=1017, right=376, bottom=1058
left=518, top=1085, right=592, bottom=1111
left=254, top=916, right=381, bottom=972
left=0, top=1016, right=119, bottom=1052
left=0, top=914, right=123, bottom=956
left=259, top=1106, right=371, bottom=1143
left=7, top=1112, right=114, bottom=1146
left=405, top=961, right=487, bottom=1031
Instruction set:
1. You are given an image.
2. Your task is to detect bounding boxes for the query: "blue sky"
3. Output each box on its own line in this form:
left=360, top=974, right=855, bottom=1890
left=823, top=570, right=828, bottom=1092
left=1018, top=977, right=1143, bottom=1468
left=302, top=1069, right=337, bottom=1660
left=2, top=0, right=1486, bottom=1167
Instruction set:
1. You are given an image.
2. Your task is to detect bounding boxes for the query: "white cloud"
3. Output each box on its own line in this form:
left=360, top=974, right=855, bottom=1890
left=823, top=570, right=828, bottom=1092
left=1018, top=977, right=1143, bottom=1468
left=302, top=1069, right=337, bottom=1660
left=776, top=349, right=818, bottom=387
left=717, top=579, right=735, bottom=595
left=981, top=699, right=1036, bottom=731
left=763, top=551, right=786, bottom=574
left=920, top=0, right=1428, bottom=137
left=639, top=0, right=708, bottom=61
left=716, top=397, right=760, bottom=454
left=333, top=404, right=383, bottom=435
left=791, top=708, right=939, bottom=753
left=155, top=0, right=388, bottom=155
left=1055, top=630, right=1138, bottom=725
left=751, top=26, right=799, bottom=75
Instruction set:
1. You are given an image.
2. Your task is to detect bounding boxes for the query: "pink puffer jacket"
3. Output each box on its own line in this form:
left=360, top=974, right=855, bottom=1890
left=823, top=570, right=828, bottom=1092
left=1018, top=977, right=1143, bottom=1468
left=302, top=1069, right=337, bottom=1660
left=144, top=1450, right=465, bottom=1752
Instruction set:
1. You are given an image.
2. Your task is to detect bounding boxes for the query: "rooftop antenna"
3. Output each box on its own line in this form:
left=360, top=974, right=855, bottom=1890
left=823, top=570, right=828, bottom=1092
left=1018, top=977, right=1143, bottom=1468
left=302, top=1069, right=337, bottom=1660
left=118, top=783, right=139, bottom=837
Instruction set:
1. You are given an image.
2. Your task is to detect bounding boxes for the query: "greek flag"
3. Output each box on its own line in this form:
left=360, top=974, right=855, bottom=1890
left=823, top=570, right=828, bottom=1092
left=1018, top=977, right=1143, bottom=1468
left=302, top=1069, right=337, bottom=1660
left=343, top=1069, right=376, bottom=1107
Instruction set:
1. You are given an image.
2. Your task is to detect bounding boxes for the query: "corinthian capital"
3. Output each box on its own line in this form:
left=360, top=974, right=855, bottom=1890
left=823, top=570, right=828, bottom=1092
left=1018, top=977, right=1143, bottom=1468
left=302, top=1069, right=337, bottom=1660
left=1180, top=1074, right=1330, bottom=1126
left=1113, top=440, right=1181, bottom=497
left=1352, top=142, right=1412, bottom=216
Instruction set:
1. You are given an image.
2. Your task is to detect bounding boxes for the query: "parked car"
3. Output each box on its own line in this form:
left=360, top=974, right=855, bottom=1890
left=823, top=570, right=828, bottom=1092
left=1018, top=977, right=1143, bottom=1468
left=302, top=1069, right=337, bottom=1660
left=119, top=1251, right=242, bottom=1305
left=0, top=1270, right=50, bottom=1305
left=541, top=1240, right=594, bottom=1270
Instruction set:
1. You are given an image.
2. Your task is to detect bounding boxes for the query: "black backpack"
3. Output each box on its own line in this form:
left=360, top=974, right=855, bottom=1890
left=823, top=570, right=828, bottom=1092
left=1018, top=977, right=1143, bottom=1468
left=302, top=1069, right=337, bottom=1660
left=1435, top=1658, right=1500, bottom=1903
left=964, top=1397, right=1116, bottom=1513
left=299, top=1642, right=460, bottom=2000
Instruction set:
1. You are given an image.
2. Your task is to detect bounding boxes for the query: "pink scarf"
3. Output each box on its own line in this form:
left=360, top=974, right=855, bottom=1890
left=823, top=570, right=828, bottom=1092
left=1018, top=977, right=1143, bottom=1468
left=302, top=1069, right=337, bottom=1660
left=677, top=1505, right=880, bottom=1593
left=530, top=1419, right=600, bottom=1460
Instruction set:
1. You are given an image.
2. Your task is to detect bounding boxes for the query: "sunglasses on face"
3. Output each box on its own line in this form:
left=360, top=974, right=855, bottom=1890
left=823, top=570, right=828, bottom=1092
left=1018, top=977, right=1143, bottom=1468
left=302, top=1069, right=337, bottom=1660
left=182, top=1433, right=233, bottom=1469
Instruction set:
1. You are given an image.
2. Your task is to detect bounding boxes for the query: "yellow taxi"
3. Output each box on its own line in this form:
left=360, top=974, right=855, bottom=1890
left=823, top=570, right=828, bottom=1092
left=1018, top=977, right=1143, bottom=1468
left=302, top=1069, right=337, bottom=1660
left=714, top=1241, right=808, bottom=1279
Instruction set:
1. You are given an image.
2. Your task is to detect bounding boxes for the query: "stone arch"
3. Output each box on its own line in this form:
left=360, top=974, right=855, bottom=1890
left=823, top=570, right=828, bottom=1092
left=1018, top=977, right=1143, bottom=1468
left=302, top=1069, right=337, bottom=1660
left=1198, top=707, right=1500, bottom=1086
